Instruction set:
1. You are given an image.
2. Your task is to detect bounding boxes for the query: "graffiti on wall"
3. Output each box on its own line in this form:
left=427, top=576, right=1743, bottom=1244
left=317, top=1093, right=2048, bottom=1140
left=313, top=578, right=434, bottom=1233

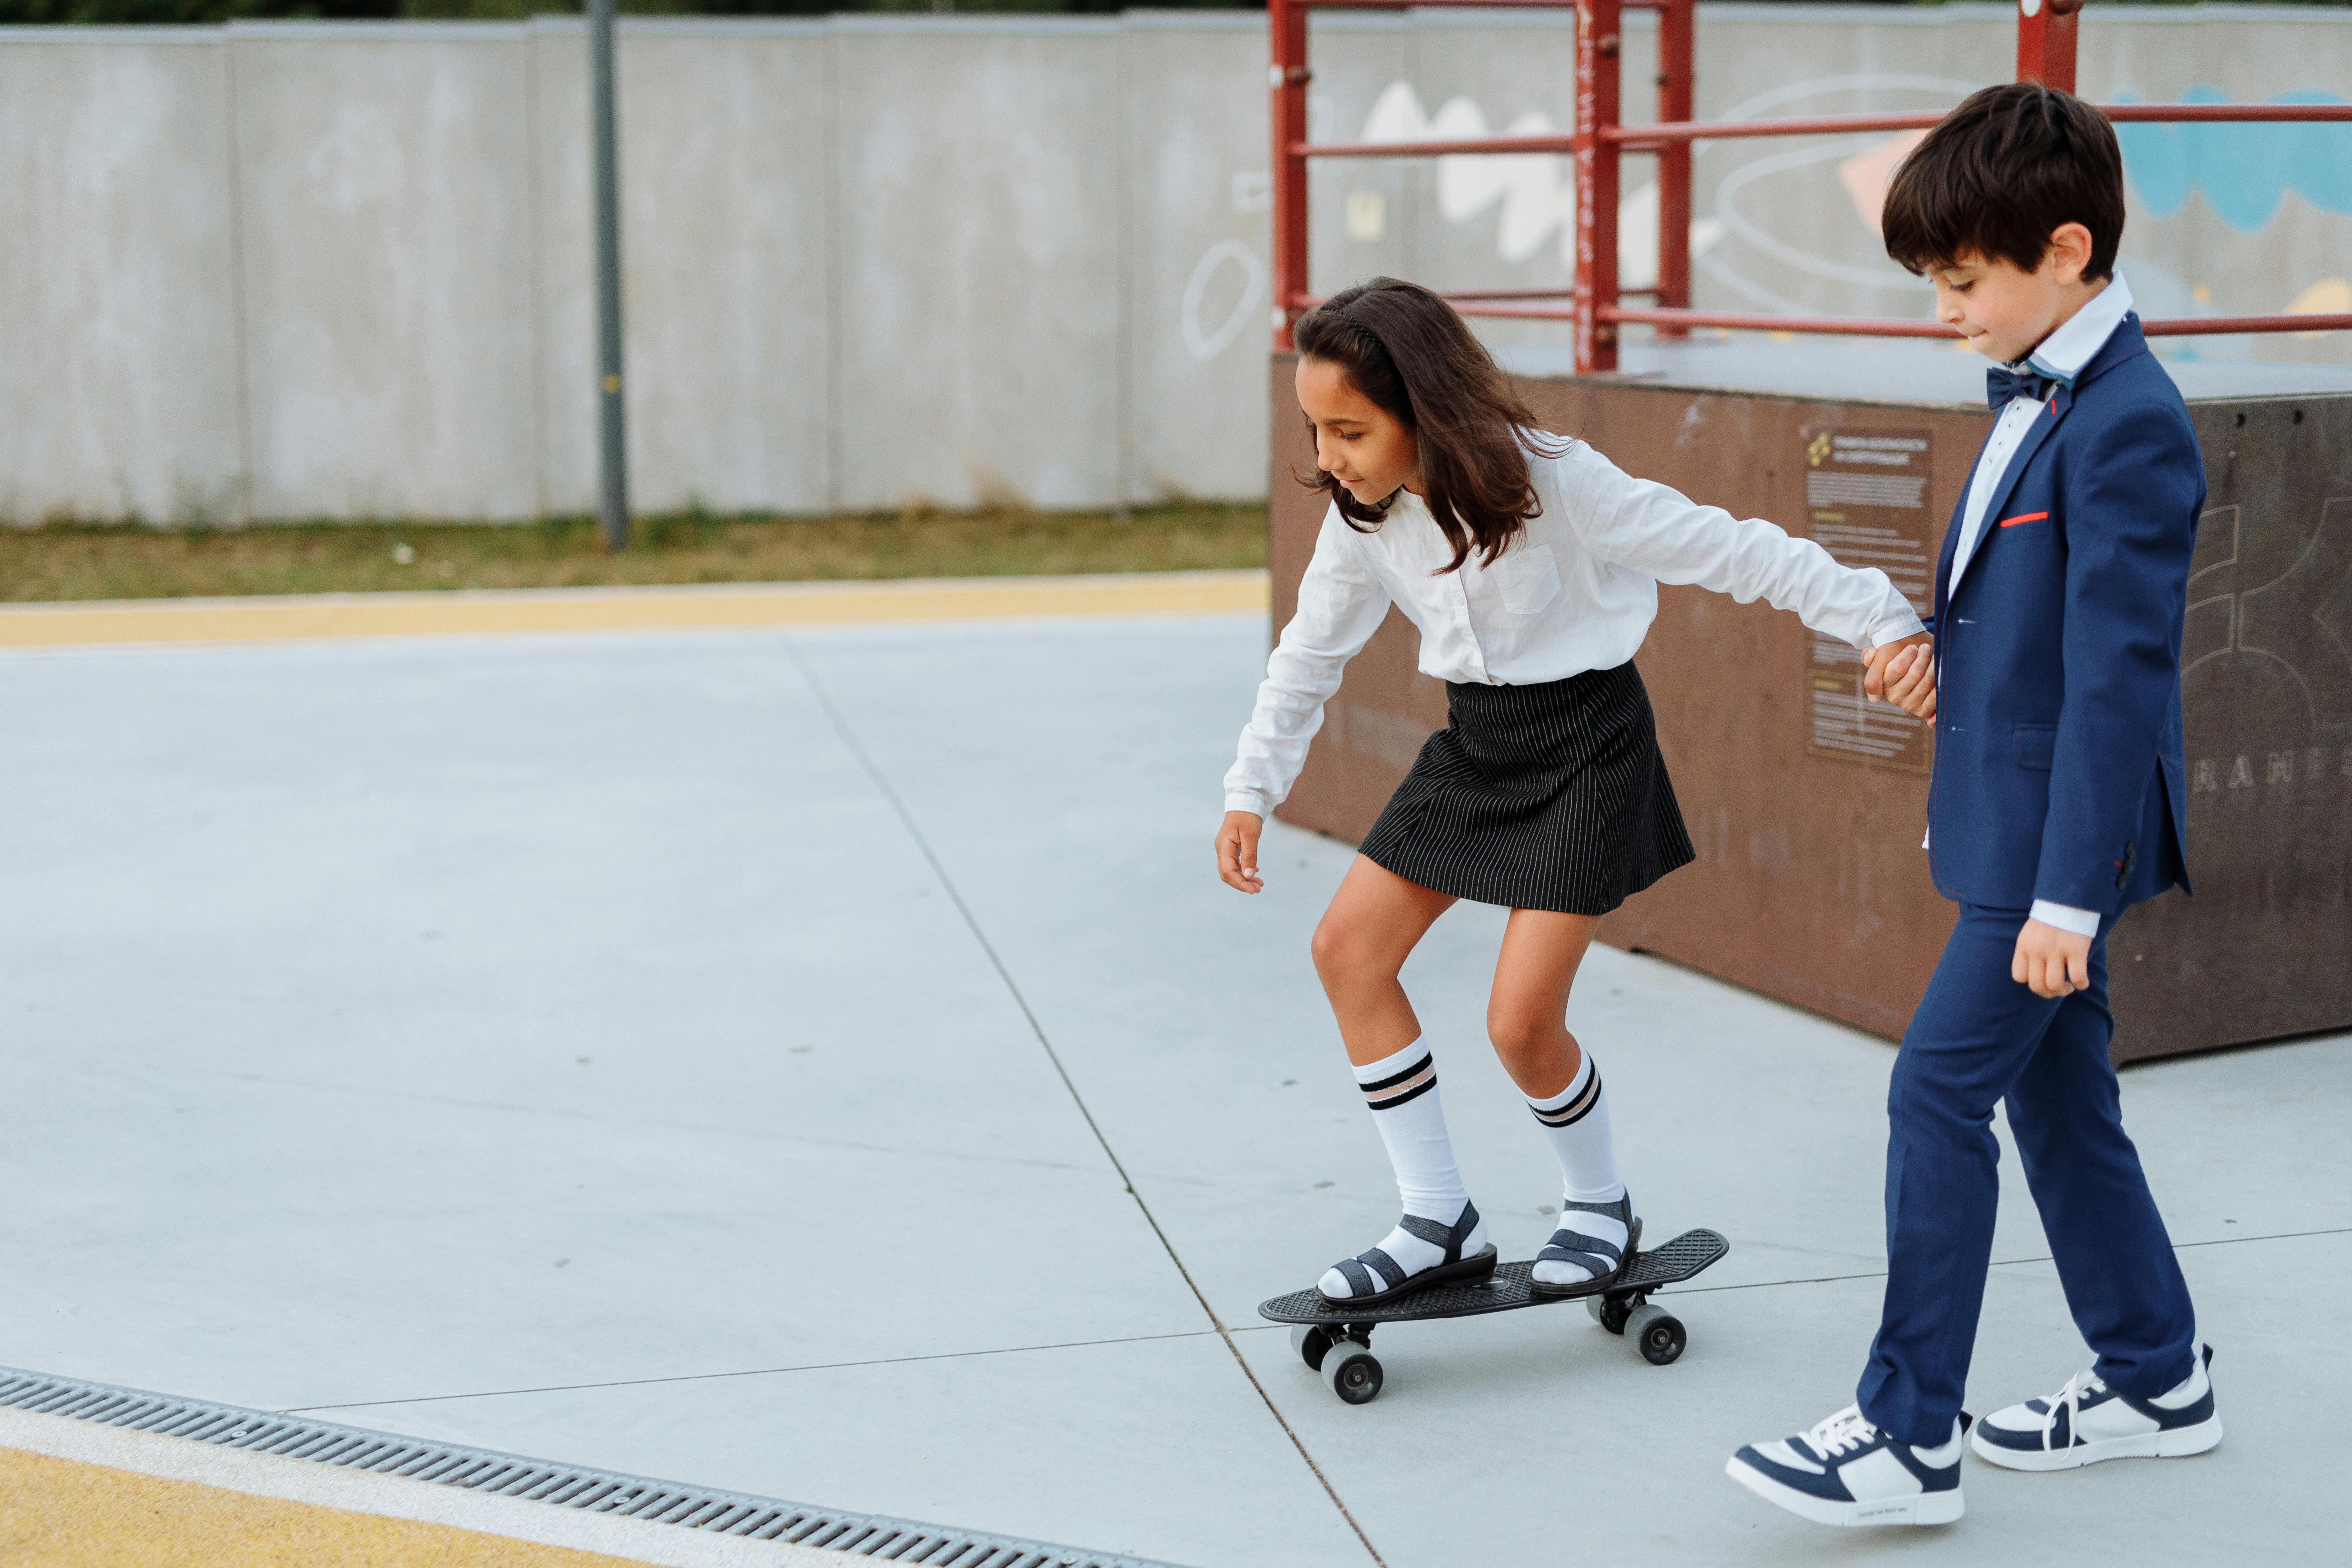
left=1180, top=79, right=2352, bottom=366
left=1351, top=80, right=1726, bottom=289
left=1702, top=77, right=2352, bottom=347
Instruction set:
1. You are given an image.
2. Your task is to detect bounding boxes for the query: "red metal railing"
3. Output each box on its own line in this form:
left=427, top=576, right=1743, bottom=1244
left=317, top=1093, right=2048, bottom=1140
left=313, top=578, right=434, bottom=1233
left=1267, top=0, right=2352, bottom=370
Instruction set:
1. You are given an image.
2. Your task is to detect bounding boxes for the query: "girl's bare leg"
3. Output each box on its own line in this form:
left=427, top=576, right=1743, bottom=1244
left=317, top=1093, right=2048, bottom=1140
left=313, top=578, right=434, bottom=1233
left=1307, top=856, right=1490, bottom=1302
left=1486, top=907, right=1603, bottom=1098
left=1311, top=854, right=1457, bottom=1066
left=1488, top=908, right=1631, bottom=1288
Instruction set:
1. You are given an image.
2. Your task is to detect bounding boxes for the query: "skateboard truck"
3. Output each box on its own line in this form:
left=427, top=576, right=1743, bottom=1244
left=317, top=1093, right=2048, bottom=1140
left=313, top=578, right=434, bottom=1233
left=1585, top=1284, right=1688, bottom=1366
left=1288, top=1322, right=1385, bottom=1405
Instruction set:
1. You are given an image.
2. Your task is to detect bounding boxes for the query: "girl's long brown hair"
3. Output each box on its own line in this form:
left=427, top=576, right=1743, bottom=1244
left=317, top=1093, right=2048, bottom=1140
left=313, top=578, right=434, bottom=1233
left=1293, top=277, right=1564, bottom=573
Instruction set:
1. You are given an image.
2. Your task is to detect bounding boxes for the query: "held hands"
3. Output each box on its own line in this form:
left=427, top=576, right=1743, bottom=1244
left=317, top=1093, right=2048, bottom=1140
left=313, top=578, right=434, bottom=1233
left=2012, top=918, right=2093, bottom=998
left=1216, top=810, right=1265, bottom=894
left=1863, top=632, right=1938, bottom=720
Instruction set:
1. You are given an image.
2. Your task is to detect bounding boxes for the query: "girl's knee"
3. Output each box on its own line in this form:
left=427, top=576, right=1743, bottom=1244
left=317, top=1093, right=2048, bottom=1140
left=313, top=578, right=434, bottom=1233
left=1311, top=912, right=1382, bottom=985
left=1485, top=1007, right=1564, bottom=1071
left=1485, top=1010, right=1536, bottom=1062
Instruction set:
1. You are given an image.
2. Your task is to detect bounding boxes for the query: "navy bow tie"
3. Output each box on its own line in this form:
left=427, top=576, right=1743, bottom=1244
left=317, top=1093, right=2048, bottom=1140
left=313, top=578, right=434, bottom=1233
left=1987, top=366, right=2052, bottom=411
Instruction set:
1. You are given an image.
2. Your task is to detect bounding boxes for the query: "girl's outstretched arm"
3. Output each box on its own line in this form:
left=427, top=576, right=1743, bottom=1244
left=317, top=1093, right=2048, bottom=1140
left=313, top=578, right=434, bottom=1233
left=1561, top=444, right=1925, bottom=652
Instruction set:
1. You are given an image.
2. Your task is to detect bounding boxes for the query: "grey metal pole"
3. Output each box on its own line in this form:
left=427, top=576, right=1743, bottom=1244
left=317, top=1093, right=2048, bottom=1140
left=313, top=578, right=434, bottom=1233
left=590, top=0, right=629, bottom=551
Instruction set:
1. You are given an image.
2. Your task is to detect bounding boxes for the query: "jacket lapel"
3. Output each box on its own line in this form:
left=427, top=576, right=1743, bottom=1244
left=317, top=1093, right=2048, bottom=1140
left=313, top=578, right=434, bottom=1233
left=1948, top=316, right=2152, bottom=605
left=1952, top=387, right=2068, bottom=597
left=1933, top=480, right=1966, bottom=628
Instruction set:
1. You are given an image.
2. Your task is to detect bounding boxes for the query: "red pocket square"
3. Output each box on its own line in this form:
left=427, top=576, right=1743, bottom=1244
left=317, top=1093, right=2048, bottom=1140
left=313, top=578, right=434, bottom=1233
left=1998, top=511, right=2049, bottom=528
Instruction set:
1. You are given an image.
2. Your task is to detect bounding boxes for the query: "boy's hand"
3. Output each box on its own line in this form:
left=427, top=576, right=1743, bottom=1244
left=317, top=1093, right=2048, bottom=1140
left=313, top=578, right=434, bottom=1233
left=2012, top=918, right=2093, bottom=998
left=1863, top=632, right=1938, bottom=720
left=1216, top=810, right=1265, bottom=894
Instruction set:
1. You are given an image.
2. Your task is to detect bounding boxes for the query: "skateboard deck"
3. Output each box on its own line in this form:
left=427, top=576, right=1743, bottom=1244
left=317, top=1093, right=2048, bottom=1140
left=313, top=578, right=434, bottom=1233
left=1259, top=1226, right=1728, bottom=1326
left=1258, top=1227, right=1729, bottom=1402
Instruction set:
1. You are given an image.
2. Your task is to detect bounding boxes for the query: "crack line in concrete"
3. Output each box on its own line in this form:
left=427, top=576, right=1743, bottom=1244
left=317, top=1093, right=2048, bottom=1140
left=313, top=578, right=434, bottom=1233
left=278, top=1326, right=1281, bottom=1415
left=165, top=1064, right=1093, bottom=1177
left=785, top=640, right=1388, bottom=1568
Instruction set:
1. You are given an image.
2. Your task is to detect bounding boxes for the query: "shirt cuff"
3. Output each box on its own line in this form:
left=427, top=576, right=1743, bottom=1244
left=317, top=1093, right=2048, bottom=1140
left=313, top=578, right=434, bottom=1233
left=1224, top=790, right=1273, bottom=818
left=2029, top=899, right=2101, bottom=937
left=1866, top=610, right=1928, bottom=649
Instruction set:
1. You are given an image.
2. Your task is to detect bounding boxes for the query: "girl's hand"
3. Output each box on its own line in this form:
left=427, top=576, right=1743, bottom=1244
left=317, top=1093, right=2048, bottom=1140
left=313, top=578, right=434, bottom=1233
left=1880, top=643, right=1939, bottom=720
left=1216, top=811, right=1265, bottom=894
left=1863, top=634, right=1938, bottom=720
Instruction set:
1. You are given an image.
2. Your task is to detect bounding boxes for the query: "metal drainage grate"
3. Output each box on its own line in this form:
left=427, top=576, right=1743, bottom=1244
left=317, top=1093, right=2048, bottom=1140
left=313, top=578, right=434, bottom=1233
left=0, top=1365, right=1187, bottom=1568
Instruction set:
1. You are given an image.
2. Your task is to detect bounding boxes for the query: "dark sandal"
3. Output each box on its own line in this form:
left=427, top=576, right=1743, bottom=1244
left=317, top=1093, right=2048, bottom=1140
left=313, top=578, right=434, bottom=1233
left=1528, top=1196, right=1640, bottom=1301
left=1315, top=1202, right=1498, bottom=1308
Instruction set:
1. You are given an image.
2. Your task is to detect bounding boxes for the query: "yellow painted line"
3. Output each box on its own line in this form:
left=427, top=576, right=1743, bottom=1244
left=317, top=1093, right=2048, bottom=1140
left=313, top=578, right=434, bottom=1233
left=0, top=1445, right=649, bottom=1568
left=0, top=1407, right=851, bottom=1567
left=0, top=570, right=1270, bottom=651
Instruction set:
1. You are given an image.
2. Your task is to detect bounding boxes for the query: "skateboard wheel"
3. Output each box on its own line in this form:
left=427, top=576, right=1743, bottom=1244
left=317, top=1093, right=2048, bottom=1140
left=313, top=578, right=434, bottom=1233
left=1624, top=1304, right=1686, bottom=1366
left=1290, top=1324, right=1334, bottom=1372
left=1323, top=1343, right=1383, bottom=1405
left=1586, top=1294, right=1631, bottom=1336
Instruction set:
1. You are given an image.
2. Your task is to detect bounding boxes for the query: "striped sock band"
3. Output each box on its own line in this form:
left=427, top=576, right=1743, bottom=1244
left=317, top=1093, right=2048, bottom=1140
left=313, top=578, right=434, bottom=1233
left=1358, top=1047, right=1438, bottom=1112
left=1528, top=1058, right=1603, bottom=1128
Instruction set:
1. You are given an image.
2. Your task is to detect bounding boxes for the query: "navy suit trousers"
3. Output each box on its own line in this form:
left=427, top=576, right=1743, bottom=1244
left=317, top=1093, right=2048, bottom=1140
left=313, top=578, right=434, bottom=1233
left=1856, top=904, right=2197, bottom=1444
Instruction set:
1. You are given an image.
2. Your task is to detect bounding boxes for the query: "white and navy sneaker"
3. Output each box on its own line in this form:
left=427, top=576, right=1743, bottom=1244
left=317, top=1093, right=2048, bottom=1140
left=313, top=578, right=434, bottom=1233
left=1727, top=1405, right=1966, bottom=1527
left=1971, top=1344, right=2220, bottom=1471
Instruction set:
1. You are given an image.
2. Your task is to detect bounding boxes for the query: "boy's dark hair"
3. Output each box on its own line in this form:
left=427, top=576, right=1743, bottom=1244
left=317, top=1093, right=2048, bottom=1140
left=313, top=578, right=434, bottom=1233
left=1293, top=277, right=1565, bottom=574
left=1882, top=83, right=2124, bottom=280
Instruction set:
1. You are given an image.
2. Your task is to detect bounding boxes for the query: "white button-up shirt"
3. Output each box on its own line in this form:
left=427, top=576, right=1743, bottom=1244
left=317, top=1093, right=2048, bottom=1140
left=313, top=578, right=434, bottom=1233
left=1224, top=437, right=1926, bottom=816
left=1938, top=274, right=2135, bottom=937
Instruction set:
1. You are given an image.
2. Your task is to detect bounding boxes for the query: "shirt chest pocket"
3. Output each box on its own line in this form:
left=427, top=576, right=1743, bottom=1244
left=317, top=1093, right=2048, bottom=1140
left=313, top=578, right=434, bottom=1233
left=1491, top=543, right=1562, bottom=615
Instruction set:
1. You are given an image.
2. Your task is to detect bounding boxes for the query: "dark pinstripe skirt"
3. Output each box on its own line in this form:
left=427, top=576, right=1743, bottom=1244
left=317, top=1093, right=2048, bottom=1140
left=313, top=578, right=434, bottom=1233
left=1357, top=662, right=1694, bottom=915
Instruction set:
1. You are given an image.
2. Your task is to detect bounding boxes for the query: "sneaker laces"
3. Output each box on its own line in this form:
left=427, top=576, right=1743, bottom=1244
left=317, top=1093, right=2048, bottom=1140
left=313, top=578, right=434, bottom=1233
left=2037, top=1370, right=2104, bottom=1450
left=1800, top=1405, right=1879, bottom=1461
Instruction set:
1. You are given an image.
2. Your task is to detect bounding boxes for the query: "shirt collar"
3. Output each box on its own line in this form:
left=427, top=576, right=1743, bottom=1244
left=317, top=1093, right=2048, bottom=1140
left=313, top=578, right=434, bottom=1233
left=2021, top=271, right=2134, bottom=388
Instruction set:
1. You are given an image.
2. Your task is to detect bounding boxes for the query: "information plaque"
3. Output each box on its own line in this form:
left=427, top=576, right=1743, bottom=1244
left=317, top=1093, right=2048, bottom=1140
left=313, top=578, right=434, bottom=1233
left=1800, top=427, right=1939, bottom=773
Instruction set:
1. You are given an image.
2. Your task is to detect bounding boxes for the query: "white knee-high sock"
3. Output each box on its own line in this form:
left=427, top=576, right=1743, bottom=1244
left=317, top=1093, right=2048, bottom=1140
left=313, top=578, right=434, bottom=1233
left=1527, top=1049, right=1623, bottom=1200
left=1526, top=1051, right=1630, bottom=1286
left=1318, top=1040, right=1487, bottom=1300
left=1357, top=1040, right=1469, bottom=1218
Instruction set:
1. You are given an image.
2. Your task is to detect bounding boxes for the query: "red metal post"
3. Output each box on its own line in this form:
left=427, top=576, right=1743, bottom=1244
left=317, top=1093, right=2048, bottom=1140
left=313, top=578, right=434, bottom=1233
left=1575, top=0, right=1623, bottom=373
left=1654, top=0, right=1693, bottom=337
left=1269, top=0, right=1312, bottom=351
left=2015, top=0, right=2080, bottom=93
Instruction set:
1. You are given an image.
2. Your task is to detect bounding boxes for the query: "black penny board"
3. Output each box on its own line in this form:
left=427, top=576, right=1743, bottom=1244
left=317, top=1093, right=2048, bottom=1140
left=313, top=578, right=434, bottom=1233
left=1258, top=1227, right=1729, bottom=1327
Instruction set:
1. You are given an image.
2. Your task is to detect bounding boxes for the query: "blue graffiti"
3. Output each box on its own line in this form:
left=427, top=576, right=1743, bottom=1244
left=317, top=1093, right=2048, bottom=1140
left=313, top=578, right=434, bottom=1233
left=2113, top=89, right=2352, bottom=231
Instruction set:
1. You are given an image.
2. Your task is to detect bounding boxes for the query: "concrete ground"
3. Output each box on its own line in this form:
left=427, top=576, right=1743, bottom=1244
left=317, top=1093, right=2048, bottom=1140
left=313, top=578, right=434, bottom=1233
left=3, top=607, right=2346, bottom=1566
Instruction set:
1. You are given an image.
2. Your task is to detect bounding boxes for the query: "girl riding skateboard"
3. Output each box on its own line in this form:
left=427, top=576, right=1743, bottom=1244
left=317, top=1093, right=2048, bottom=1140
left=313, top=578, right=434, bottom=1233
left=1216, top=278, right=1929, bottom=1308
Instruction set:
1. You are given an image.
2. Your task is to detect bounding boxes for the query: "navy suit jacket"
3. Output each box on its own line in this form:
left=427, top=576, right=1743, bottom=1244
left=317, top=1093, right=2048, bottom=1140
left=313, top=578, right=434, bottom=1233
left=1924, top=315, right=2201, bottom=915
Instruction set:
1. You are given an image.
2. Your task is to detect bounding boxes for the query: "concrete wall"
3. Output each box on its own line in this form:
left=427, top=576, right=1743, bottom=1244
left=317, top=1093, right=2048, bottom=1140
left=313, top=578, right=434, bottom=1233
left=3, top=6, right=2348, bottom=523
left=0, top=31, right=243, bottom=524
left=832, top=19, right=1124, bottom=512
left=233, top=30, right=541, bottom=519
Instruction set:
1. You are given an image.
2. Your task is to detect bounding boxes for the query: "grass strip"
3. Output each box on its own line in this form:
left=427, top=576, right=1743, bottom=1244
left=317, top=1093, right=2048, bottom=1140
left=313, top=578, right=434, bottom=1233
left=0, top=504, right=1267, bottom=603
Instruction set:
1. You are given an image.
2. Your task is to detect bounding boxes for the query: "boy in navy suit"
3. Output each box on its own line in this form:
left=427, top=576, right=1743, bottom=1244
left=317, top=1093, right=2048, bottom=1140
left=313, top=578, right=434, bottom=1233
left=1728, top=84, right=2219, bottom=1528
